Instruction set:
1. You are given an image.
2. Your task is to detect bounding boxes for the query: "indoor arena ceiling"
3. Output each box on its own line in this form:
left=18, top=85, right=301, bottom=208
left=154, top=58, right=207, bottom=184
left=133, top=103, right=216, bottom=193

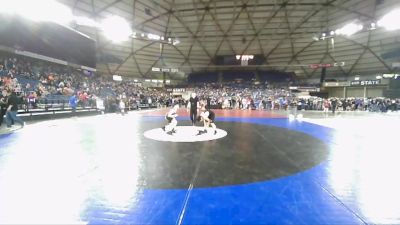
left=58, top=0, right=400, bottom=80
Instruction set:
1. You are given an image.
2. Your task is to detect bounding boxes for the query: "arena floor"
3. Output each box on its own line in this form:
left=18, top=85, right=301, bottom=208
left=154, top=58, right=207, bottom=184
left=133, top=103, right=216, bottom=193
left=0, top=109, right=399, bottom=225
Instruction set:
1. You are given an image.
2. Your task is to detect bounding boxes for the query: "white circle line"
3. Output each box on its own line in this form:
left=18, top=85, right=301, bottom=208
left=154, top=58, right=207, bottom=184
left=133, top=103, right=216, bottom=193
left=144, top=126, right=227, bottom=143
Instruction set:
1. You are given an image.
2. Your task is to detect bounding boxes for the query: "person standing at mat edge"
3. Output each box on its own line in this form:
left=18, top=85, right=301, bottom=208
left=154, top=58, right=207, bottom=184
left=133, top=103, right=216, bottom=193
left=187, top=92, right=199, bottom=126
left=5, top=90, right=24, bottom=129
left=0, top=90, right=8, bottom=127
left=69, top=93, right=79, bottom=117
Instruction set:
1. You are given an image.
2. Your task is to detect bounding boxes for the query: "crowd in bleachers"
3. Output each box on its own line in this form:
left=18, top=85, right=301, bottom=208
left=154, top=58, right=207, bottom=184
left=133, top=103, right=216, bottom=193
left=0, top=53, right=168, bottom=112
left=1, top=52, right=399, bottom=123
left=185, top=82, right=291, bottom=109
left=187, top=83, right=399, bottom=112
left=1, top=54, right=95, bottom=108
left=291, top=97, right=399, bottom=112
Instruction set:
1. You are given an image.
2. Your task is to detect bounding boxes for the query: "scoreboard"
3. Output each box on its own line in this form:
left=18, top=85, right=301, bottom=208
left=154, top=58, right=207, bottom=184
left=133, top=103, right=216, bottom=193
left=214, top=55, right=265, bottom=65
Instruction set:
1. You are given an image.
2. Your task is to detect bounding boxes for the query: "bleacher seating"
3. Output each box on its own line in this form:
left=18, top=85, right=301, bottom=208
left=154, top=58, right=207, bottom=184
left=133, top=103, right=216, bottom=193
left=14, top=75, right=40, bottom=87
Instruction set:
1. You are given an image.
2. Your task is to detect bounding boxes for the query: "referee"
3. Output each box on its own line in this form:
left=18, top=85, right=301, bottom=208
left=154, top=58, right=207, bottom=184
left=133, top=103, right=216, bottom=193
left=187, top=92, right=199, bottom=126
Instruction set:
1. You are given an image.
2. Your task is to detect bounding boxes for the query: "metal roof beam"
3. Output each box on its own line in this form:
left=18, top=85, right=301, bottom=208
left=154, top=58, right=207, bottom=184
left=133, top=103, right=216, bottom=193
left=239, top=0, right=290, bottom=56
left=263, top=0, right=342, bottom=64
left=181, top=0, right=211, bottom=69
left=94, top=0, right=123, bottom=15
left=283, top=4, right=310, bottom=77
left=159, top=1, right=374, bottom=20
left=241, top=0, right=264, bottom=54
left=201, top=0, right=237, bottom=58
left=346, top=0, right=380, bottom=76
left=282, top=41, right=317, bottom=71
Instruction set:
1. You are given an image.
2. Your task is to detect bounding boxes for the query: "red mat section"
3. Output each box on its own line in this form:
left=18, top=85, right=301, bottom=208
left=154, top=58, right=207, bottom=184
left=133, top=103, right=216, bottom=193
left=140, top=109, right=287, bottom=118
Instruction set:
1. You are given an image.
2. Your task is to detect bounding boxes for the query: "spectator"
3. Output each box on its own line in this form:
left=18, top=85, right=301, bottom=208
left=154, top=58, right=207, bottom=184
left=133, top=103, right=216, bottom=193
left=69, top=93, right=78, bottom=116
left=119, top=99, right=126, bottom=116
left=0, top=90, right=8, bottom=127
left=0, top=65, right=5, bottom=76
left=331, top=98, right=337, bottom=113
left=5, top=90, right=24, bottom=129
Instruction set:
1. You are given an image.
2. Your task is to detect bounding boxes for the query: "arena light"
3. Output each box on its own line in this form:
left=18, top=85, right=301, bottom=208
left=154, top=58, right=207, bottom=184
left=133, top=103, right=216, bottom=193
left=383, top=74, right=395, bottom=78
left=0, top=0, right=73, bottom=25
left=370, top=22, right=377, bottom=30
left=100, top=16, right=132, bottom=42
left=113, top=75, right=122, bottom=81
left=0, top=0, right=17, bottom=14
left=236, top=55, right=254, bottom=60
left=378, top=9, right=400, bottom=30
left=74, top=16, right=99, bottom=27
left=148, top=33, right=161, bottom=40
left=35, top=0, right=73, bottom=25
left=336, top=23, right=363, bottom=36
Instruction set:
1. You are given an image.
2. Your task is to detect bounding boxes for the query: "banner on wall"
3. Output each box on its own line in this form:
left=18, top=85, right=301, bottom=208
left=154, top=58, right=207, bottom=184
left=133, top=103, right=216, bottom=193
left=166, top=88, right=185, bottom=93
left=323, top=81, right=350, bottom=87
left=350, top=80, right=381, bottom=86
left=289, top=86, right=320, bottom=92
left=152, top=67, right=179, bottom=73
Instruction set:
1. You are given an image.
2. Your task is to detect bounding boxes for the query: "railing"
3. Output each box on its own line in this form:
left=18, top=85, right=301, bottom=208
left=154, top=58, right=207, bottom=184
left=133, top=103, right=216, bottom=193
left=20, top=97, right=97, bottom=113
left=16, top=97, right=160, bottom=116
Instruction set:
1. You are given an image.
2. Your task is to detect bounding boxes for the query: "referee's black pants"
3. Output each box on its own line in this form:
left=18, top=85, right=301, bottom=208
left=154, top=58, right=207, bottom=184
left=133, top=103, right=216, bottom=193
left=190, top=109, right=197, bottom=125
left=0, top=108, right=6, bottom=127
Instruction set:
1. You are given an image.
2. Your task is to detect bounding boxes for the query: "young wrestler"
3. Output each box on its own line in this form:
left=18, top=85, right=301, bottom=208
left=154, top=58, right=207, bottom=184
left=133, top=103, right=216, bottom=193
left=163, top=104, right=179, bottom=135
left=197, top=105, right=217, bottom=135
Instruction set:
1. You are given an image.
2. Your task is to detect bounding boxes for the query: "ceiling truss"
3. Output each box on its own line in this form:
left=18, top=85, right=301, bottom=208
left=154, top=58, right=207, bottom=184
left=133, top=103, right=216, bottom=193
left=59, top=0, right=399, bottom=80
